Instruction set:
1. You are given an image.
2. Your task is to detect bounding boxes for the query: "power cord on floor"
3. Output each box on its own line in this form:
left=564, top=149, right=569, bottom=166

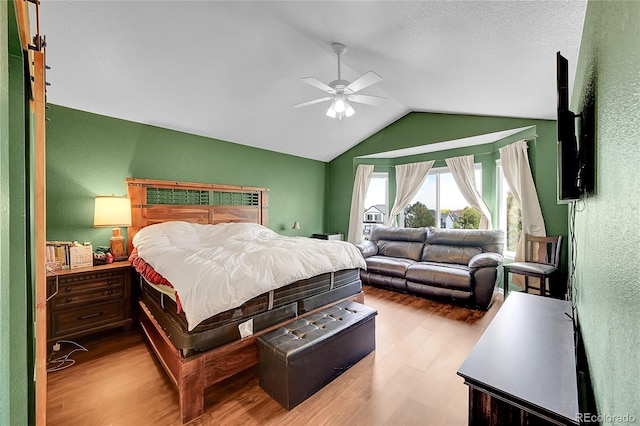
left=46, top=340, right=88, bottom=372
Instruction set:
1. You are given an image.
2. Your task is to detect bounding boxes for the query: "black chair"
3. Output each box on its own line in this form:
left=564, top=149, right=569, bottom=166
left=503, top=234, right=563, bottom=298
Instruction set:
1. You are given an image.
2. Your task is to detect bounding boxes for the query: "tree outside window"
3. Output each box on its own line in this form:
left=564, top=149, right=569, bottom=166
left=402, top=166, right=482, bottom=229
left=404, top=201, right=435, bottom=228
left=457, top=206, right=481, bottom=229
left=506, top=192, right=522, bottom=252
left=497, top=161, right=522, bottom=256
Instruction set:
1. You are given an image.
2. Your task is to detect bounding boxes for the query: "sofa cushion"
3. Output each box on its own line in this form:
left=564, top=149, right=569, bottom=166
left=365, top=255, right=415, bottom=278
left=421, top=245, right=482, bottom=265
left=378, top=240, right=424, bottom=261
left=406, top=281, right=472, bottom=302
left=421, top=228, right=505, bottom=264
left=370, top=226, right=426, bottom=243
left=369, top=226, right=426, bottom=261
left=359, top=271, right=407, bottom=291
left=405, top=262, right=471, bottom=291
left=425, top=228, right=504, bottom=254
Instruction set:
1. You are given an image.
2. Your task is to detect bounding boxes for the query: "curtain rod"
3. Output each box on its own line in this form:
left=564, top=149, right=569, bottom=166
left=474, top=135, right=539, bottom=156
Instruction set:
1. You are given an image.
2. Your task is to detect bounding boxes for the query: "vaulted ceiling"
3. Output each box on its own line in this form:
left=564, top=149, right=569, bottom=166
left=41, top=1, right=587, bottom=162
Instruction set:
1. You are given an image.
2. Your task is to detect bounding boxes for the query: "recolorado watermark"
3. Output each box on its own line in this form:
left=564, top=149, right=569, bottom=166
left=577, top=413, right=637, bottom=423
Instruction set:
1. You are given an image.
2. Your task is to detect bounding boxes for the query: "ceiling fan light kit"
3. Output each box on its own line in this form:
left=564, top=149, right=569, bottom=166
left=326, top=95, right=355, bottom=120
left=294, top=42, right=386, bottom=120
left=327, top=97, right=355, bottom=120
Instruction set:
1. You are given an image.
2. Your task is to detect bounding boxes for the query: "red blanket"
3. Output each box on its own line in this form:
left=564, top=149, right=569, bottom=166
left=129, top=248, right=183, bottom=314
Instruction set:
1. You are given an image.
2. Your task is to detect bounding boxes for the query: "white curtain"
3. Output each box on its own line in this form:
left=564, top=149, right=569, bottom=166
left=386, top=161, right=435, bottom=226
left=445, top=155, right=493, bottom=229
left=347, top=164, right=374, bottom=243
left=499, top=140, right=547, bottom=286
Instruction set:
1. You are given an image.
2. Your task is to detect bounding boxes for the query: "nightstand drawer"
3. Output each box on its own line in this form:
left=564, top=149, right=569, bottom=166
left=50, top=273, right=123, bottom=296
left=51, top=300, right=126, bottom=338
left=51, top=285, right=123, bottom=309
left=47, top=261, right=133, bottom=349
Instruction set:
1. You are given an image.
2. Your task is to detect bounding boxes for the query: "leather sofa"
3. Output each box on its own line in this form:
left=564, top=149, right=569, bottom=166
left=356, top=225, right=504, bottom=310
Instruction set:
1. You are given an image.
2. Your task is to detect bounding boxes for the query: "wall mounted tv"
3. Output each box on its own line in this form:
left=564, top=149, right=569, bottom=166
left=556, top=51, right=596, bottom=203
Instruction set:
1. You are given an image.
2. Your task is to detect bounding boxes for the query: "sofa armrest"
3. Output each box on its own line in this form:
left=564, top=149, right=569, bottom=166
left=468, top=252, right=503, bottom=269
left=355, top=240, right=378, bottom=258
left=470, top=253, right=503, bottom=310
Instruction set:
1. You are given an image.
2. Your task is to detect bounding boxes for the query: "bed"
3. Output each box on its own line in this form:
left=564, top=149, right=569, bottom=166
left=125, top=178, right=366, bottom=422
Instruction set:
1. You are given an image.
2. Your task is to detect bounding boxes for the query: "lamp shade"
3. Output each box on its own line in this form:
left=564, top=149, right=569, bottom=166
left=93, top=196, right=132, bottom=227
left=292, top=221, right=301, bottom=230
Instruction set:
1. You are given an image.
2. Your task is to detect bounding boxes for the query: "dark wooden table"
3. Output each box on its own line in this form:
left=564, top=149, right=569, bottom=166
left=457, top=292, right=579, bottom=425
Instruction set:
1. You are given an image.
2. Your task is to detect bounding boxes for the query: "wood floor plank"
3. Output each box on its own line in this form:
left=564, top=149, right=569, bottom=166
left=47, top=286, right=502, bottom=425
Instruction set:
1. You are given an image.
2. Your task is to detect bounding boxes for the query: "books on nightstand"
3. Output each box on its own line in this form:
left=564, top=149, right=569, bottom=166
left=46, top=241, right=93, bottom=271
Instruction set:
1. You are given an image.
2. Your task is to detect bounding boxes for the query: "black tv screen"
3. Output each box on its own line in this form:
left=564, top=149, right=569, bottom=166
left=557, top=52, right=581, bottom=202
left=578, top=89, right=596, bottom=197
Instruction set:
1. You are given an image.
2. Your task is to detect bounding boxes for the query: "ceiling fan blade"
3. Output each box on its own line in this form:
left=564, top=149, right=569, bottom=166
left=293, top=96, right=333, bottom=108
left=301, top=77, right=335, bottom=93
left=345, top=71, right=382, bottom=94
left=349, top=94, right=387, bottom=106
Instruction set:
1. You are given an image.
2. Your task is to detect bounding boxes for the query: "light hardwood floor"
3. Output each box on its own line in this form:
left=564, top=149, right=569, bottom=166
left=47, top=286, right=503, bottom=425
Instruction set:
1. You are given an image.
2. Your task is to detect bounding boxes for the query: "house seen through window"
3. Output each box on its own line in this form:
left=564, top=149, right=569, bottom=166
left=362, top=172, right=388, bottom=239
left=365, top=212, right=382, bottom=222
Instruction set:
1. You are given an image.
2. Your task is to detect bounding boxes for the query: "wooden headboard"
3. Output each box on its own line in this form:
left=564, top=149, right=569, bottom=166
left=126, top=178, right=269, bottom=251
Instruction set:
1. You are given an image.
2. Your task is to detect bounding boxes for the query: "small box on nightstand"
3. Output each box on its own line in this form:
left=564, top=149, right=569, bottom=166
left=310, top=233, right=344, bottom=241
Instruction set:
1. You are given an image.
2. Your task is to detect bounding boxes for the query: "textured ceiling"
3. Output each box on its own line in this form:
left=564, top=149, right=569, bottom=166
left=41, top=1, right=587, bottom=162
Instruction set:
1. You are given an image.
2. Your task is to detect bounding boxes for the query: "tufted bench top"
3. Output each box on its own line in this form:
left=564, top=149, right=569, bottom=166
left=258, top=300, right=377, bottom=363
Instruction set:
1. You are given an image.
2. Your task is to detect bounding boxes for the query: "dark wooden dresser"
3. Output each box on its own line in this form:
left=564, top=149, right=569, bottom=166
left=457, top=292, right=579, bottom=425
left=47, top=261, right=133, bottom=350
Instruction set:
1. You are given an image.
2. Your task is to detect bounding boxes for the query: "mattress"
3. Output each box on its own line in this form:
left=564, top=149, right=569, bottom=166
left=133, top=221, right=367, bottom=330
left=138, top=268, right=362, bottom=358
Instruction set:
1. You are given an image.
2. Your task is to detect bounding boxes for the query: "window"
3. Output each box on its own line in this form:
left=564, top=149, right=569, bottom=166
left=363, top=172, right=388, bottom=238
left=497, top=161, right=522, bottom=257
left=365, top=212, right=381, bottom=222
left=403, top=165, right=482, bottom=229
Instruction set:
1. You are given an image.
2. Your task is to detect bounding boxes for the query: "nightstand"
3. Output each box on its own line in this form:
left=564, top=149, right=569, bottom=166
left=47, top=261, right=133, bottom=350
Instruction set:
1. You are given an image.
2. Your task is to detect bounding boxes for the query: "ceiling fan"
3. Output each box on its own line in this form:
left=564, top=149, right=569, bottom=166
left=294, top=43, right=386, bottom=120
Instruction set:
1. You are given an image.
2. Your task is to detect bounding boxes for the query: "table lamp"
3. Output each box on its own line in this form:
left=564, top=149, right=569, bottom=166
left=292, top=221, right=300, bottom=236
left=94, top=196, right=132, bottom=260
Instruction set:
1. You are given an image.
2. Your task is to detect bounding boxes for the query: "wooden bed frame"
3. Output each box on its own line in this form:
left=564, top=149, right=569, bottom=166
left=126, top=177, right=270, bottom=253
left=125, top=178, right=363, bottom=423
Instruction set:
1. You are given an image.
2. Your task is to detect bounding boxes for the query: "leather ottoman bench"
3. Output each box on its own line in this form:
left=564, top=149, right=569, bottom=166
left=257, top=300, right=377, bottom=410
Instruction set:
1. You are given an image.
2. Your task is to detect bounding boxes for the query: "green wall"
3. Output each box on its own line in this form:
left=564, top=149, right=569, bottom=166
left=1, top=1, right=32, bottom=424
left=45, top=105, right=328, bottom=246
left=327, top=112, right=568, bottom=253
left=0, top=3, right=11, bottom=423
left=571, top=0, right=640, bottom=420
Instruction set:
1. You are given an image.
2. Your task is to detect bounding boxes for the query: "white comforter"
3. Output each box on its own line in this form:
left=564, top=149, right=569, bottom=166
left=133, top=221, right=366, bottom=330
